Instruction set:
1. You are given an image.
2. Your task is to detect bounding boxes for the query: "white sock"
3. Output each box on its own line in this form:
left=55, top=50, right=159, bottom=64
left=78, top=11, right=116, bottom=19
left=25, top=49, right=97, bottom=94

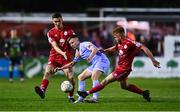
left=78, top=81, right=85, bottom=91
left=87, top=91, right=90, bottom=94
left=92, top=80, right=99, bottom=100
left=78, top=96, right=84, bottom=100
left=78, top=81, right=85, bottom=100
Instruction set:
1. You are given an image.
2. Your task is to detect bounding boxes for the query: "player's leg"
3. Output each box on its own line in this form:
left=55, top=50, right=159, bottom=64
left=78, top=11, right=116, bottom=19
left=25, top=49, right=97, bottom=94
left=89, top=70, right=102, bottom=102
left=8, top=59, right=14, bottom=83
left=78, top=73, right=116, bottom=99
left=78, top=69, right=92, bottom=92
left=120, top=79, right=151, bottom=102
left=63, top=67, right=76, bottom=103
left=120, top=79, right=144, bottom=94
left=18, top=59, right=25, bottom=82
left=86, top=58, right=110, bottom=103
left=75, top=69, right=91, bottom=103
left=35, top=64, right=54, bottom=99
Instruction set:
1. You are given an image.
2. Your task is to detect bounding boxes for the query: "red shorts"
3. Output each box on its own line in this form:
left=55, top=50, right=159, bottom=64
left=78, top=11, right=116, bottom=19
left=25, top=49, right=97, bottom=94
left=112, top=66, right=131, bottom=81
left=48, top=58, right=71, bottom=68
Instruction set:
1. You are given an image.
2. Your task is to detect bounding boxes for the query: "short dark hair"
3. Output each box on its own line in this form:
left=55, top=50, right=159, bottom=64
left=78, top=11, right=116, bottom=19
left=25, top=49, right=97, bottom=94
left=67, top=35, right=78, bottom=42
left=52, top=12, right=62, bottom=18
left=113, top=26, right=125, bottom=36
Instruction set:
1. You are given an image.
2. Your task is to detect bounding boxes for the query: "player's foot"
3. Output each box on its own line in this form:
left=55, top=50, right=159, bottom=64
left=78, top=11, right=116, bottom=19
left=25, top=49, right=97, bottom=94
left=74, top=98, right=84, bottom=103
left=9, top=78, right=13, bottom=83
left=20, top=78, right=25, bottom=82
left=84, top=97, right=98, bottom=103
left=142, top=90, right=151, bottom=102
left=77, top=91, right=88, bottom=98
left=69, top=97, right=75, bottom=103
left=34, top=86, right=45, bottom=99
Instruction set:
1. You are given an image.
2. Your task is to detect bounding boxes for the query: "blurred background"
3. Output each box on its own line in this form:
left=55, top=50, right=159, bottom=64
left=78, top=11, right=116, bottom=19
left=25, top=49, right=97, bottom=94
left=0, top=0, right=180, bottom=78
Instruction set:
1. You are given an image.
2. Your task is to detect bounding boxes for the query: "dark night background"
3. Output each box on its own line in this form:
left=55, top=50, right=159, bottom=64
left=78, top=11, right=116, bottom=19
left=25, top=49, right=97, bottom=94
left=0, top=0, right=180, bottom=12
left=0, top=0, right=180, bottom=57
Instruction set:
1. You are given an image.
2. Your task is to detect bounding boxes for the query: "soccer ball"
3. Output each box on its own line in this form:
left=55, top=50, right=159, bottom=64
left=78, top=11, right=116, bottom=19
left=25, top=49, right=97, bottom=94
left=60, top=81, right=73, bottom=92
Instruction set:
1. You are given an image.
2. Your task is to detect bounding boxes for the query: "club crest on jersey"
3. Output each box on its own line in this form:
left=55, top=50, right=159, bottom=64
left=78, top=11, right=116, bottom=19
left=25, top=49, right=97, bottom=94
left=64, top=31, right=68, bottom=36
left=124, top=44, right=127, bottom=49
left=59, top=39, right=65, bottom=46
left=119, top=50, right=123, bottom=55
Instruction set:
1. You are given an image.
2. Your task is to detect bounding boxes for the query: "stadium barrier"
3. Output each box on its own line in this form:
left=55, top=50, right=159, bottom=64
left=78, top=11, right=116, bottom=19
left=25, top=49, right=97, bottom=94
left=131, top=57, right=180, bottom=78
left=0, top=56, right=180, bottom=78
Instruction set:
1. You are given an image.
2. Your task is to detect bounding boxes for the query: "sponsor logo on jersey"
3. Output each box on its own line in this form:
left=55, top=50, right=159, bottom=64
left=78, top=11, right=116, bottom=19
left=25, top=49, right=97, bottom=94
left=124, top=44, right=127, bottom=49
left=64, top=31, right=68, bottom=36
left=119, top=50, right=123, bottom=55
left=59, top=39, right=65, bottom=46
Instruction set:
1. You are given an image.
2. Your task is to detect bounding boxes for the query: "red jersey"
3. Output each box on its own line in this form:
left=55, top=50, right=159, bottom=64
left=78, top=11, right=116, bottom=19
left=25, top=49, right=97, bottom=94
left=115, top=38, right=142, bottom=71
left=47, top=26, right=75, bottom=65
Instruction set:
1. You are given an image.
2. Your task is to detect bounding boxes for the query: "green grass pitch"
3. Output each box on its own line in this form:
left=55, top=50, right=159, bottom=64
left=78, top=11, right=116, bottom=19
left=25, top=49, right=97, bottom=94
left=0, top=76, right=180, bottom=111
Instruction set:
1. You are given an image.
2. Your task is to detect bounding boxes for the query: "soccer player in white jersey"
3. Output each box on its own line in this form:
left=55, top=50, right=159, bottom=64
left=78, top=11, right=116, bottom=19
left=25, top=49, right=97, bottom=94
left=56, top=35, right=110, bottom=103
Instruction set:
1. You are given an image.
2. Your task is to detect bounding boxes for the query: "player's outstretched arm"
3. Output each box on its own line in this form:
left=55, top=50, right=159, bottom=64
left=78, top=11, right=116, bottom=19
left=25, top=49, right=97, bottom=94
left=87, top=46, right=98, bottom=62
left=60, top=50, right=80, bottom=70
left=51, top=41, right=67, bottom=60
left=61, top=61, right=75, bottom=70
left=98, top=48, right=105, bottom=53
left=141, top=45, right=160, bottom=68
left=104, top=45, right=116, bottom=53
left=54, top=61, right=75, bottom=72
left=54, top=67, right=62, bottom=72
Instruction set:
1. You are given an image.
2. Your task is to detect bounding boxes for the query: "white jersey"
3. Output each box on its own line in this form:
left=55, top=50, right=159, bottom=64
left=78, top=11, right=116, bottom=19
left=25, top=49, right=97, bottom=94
left=79, top=42, right=106, bottom=64
left=73, top=41, right=110, bottom=73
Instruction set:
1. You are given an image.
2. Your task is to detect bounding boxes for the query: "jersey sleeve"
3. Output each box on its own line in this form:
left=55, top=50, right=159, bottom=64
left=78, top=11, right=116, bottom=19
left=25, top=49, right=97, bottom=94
left=133, top=41, right=142, bottom=50
left=4, top=41, right=9, bottom=52
left=115, top=44, right=119, bottom=50
left=135, top=41, right=142, bottom=49
left=20, top=40, right=25, bottom=53
left=128, top=39, right=142, bottom=50
left=82, top=42, right=96, bottom=50
left=47, top=31, right=55, bottom=44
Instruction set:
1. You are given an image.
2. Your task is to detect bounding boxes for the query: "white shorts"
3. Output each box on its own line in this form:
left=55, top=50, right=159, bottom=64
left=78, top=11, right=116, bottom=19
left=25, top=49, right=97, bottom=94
left=87, top=57, right=110, bottom=73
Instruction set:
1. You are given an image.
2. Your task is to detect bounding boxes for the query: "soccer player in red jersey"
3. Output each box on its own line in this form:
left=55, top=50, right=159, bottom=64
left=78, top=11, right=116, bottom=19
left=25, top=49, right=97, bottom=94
left=78, top=26, right=160, bottom=102
left=34, top=13, right=76, bottom=103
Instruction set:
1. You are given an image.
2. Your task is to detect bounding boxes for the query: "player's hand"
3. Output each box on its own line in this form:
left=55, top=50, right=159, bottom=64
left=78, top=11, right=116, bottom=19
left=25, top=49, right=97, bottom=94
left=98, top=48, right=105, bottom=52
left=87, top=57, right=92, bottom=62
left=152, top=59, right=160, bottom=68
left=54, top=67, right=62, bottom=73
left=62, top=52, right=67, bottom=60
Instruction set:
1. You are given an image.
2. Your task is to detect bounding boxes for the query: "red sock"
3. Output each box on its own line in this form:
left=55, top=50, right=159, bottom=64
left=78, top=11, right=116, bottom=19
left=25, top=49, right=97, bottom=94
left=40, top=79, right=49, bottom=91
left=68, top=91, right=74, bottom=97
left=68, top=86, right=74, bottom=97
left=68, top=83, right=75, bottom=97
left=126, top=84, right=143, bottom=94
left=89, top=84, right=105, bottom=94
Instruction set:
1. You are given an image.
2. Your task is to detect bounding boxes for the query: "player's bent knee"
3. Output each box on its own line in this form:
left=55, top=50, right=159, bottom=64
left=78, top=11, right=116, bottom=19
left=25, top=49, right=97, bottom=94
left=91, top=75, right=98, bottom=80
left=44, top=71, right=53, bottom=79
left=78, top=75, right=84, bottom=81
